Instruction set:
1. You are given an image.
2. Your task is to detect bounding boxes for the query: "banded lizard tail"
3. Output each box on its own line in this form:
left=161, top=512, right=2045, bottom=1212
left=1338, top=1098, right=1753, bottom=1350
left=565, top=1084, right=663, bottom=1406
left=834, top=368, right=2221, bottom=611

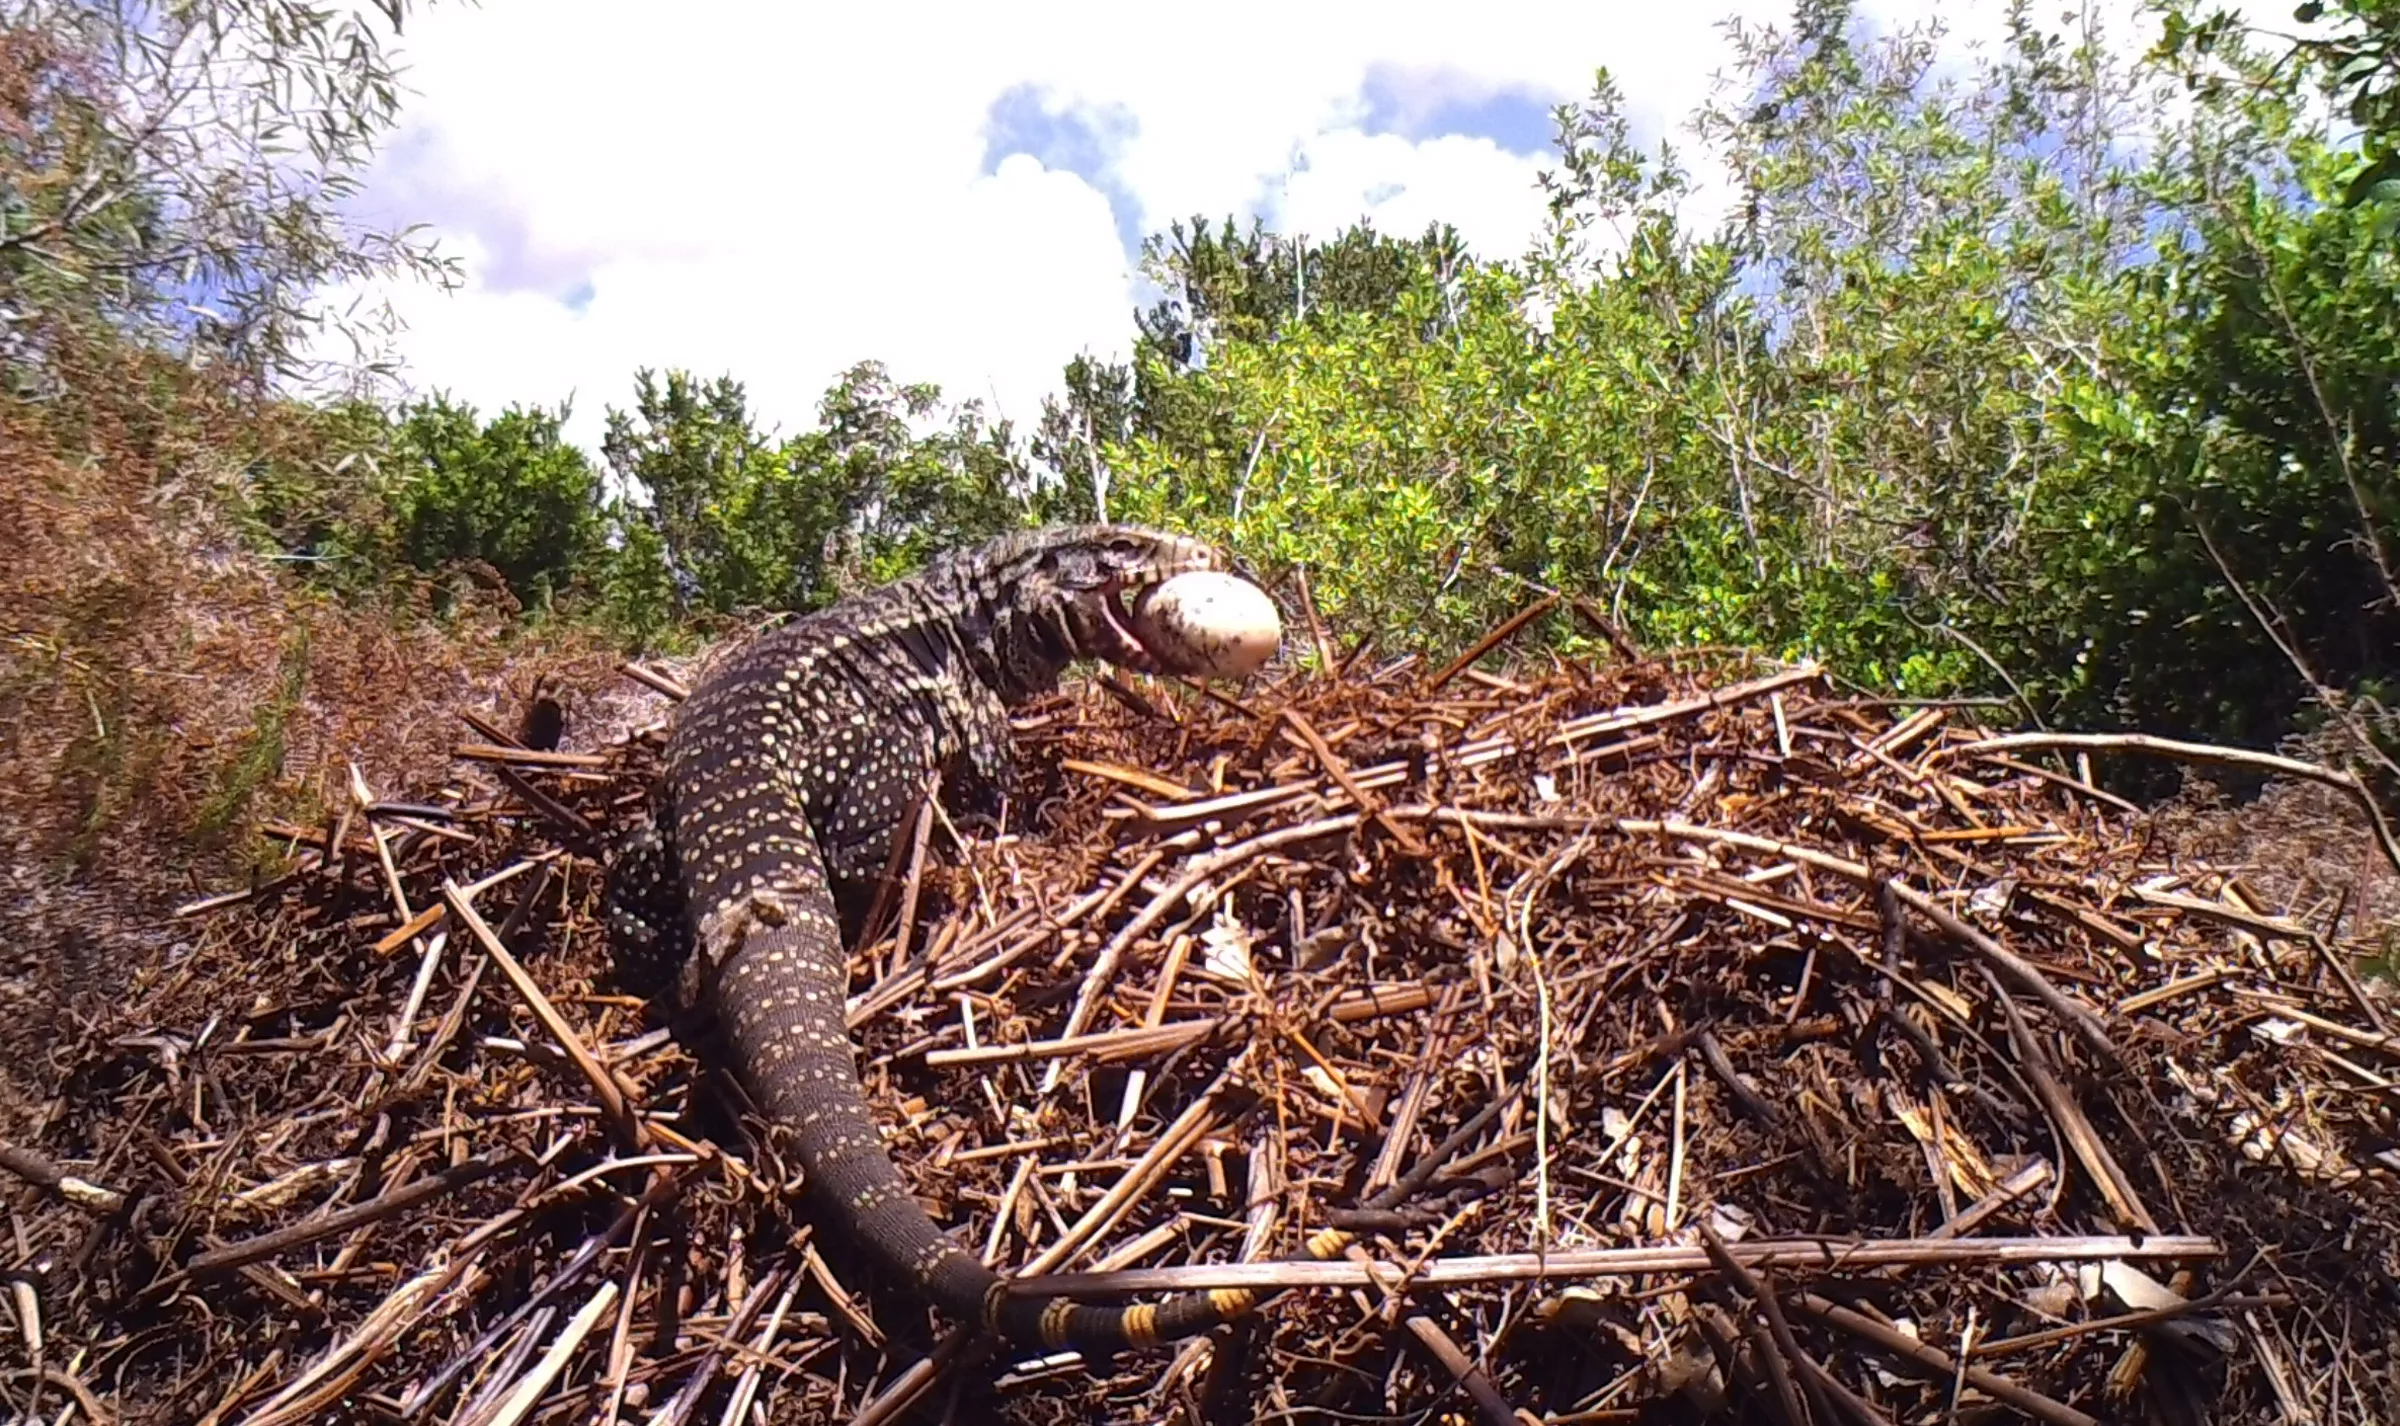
left=606, top=524, right=1347, bottom=1354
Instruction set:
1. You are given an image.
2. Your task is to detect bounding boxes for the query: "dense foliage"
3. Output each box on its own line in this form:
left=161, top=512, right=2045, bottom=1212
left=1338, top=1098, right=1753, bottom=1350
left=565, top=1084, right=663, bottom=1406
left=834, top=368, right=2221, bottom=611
left=1009, top=0, right=2396, bottom=784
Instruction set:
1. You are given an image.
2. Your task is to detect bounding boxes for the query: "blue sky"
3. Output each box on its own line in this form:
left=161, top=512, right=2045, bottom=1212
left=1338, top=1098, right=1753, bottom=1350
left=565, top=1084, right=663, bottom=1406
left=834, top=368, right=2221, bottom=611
left=313, top=0, right=2199, bottom=454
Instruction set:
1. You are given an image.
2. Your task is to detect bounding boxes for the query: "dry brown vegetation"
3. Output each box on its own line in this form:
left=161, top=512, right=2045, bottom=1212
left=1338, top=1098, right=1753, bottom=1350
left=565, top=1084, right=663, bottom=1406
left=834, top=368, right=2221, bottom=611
left=6, top=629, right=2397, bottom=1425
left=2152, top=739, right=2400, bottom=977
left=0, top=335, right=628, bottom=1111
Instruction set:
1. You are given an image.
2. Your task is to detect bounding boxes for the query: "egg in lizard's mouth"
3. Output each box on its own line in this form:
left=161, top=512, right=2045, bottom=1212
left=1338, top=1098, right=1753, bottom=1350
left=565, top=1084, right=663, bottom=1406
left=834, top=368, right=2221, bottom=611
left=1109, top=568, right=1283, bottom=680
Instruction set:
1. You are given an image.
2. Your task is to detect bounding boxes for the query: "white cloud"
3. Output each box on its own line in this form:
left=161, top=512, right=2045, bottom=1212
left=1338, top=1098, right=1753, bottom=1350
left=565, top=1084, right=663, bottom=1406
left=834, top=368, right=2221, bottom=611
left=314, top=0, right=2204, bottom=456
left=1272, top=131, right=1553, bottom=258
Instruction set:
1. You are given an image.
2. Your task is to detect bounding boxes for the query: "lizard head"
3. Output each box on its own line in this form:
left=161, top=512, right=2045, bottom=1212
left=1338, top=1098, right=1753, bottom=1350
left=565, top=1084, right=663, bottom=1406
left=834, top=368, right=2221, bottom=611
left=954, top=523, right=1248, bottom=700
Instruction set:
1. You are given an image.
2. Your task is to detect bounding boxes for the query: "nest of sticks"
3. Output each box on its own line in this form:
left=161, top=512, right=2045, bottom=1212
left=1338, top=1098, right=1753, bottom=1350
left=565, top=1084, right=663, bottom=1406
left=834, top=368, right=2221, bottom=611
left=7, top=626, right=2400, bottom=1426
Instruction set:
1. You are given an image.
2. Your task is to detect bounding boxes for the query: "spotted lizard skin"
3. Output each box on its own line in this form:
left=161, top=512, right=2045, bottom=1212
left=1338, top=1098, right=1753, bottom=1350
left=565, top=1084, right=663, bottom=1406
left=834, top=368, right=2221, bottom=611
left=606, top=524, right=1349, bottom=1353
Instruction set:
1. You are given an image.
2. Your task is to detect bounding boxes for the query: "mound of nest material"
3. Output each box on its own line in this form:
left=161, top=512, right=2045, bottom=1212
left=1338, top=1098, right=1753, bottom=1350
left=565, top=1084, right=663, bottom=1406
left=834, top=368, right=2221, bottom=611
left=6, top=629, right=2399, bottom=1426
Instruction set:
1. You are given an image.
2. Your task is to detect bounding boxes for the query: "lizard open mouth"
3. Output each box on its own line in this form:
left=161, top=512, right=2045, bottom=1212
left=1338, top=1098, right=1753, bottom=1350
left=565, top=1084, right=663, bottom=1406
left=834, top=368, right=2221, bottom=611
left=1053, top=533, right=1235, bottom=678
left=1093, top=574, right=1164, bottom=670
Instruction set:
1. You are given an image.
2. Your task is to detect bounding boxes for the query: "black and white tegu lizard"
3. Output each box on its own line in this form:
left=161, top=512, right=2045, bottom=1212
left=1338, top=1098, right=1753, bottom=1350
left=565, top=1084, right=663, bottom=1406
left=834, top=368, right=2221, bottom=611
left=606, top=523, right=1345, bottom=1354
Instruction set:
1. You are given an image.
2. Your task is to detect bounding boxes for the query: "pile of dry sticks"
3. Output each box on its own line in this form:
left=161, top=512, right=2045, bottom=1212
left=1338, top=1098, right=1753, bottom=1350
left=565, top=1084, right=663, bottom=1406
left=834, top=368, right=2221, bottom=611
left=6, top=609, right=2399, bottom=1426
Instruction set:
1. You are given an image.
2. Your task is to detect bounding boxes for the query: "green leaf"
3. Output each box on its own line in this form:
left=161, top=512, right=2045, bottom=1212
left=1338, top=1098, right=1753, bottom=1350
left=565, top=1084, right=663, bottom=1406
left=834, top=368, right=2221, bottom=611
left=2341, top=152, right=2400, bottom=208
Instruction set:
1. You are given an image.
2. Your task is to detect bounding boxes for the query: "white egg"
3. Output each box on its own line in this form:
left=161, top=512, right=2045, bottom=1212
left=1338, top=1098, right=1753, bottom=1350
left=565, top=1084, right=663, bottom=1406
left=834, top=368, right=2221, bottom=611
left=1134, top=570, right=1282, bottom=678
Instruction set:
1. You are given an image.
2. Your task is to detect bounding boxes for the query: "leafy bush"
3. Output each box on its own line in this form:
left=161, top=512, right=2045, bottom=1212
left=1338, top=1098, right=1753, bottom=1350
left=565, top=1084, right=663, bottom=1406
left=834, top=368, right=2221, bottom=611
left=389, top=395, right=611, bottom=616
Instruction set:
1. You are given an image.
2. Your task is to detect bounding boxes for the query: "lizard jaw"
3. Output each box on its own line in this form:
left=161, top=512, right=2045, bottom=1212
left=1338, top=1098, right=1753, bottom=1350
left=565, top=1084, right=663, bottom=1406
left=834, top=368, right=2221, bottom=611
left=1027, top=526, right=1232, bottom=677
left=1098, top=576, right=1159, bottom=669
left=1080, top=549, right=1227, bottom=675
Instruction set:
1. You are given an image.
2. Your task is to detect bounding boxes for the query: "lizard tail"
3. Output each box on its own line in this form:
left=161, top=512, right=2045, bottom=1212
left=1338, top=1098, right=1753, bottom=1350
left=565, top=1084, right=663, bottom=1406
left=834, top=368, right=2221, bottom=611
left=971, top=1224, right=1360, bottom=1353
left=709, top=879, right=1355, bottom=1354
